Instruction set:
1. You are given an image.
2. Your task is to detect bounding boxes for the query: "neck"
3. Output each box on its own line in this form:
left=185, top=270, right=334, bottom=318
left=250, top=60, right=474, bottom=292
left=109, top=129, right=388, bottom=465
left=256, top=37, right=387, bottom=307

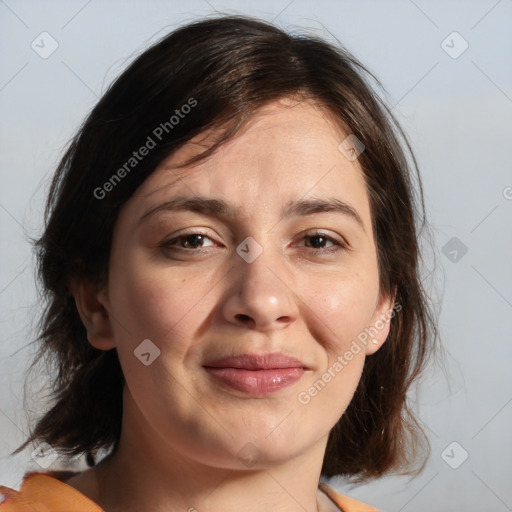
left=66, top=388, right=331, bottom=512
left=90, top=435, right=327, bottom=512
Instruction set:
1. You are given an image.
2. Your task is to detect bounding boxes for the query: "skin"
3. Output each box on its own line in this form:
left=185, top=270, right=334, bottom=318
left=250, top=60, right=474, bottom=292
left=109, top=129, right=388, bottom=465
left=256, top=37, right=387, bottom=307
left=67, top=97, right=393, bottom=512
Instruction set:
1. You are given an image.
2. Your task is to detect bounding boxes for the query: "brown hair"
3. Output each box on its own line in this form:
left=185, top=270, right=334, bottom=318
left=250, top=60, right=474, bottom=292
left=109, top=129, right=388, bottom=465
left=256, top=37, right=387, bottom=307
left=15, top=14, right=438, bottom=482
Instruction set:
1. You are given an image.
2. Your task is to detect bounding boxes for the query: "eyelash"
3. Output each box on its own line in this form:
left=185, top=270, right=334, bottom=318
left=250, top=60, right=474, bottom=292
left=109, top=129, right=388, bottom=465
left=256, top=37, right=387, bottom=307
left=160, top=230, right=347, bottom=254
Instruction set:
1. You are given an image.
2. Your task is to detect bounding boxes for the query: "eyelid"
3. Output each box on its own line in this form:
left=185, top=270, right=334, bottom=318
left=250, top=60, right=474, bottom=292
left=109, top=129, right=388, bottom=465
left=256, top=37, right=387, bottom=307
left=293, top=229, right=348, bottom=248
left=160, top=228, right=220, bottom=249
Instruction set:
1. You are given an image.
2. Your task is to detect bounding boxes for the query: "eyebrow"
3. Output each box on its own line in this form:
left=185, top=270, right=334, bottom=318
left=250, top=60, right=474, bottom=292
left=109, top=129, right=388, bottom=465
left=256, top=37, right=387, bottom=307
left=139, top=195, right=365, bottom=231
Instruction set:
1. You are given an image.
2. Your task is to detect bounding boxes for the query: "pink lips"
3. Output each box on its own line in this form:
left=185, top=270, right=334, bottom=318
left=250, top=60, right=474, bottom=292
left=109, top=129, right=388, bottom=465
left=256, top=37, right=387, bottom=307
left=203, top=353, right=306, bottom=395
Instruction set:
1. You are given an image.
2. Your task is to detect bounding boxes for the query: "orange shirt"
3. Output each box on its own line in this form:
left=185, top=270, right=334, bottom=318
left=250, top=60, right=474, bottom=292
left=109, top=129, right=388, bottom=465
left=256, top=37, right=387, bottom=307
left=0, top=471, right=380, bottom=512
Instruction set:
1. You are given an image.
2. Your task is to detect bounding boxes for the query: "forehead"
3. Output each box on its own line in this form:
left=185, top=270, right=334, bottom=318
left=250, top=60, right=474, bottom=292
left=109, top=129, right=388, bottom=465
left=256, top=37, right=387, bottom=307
left=133, top=98, right=372, bottom=227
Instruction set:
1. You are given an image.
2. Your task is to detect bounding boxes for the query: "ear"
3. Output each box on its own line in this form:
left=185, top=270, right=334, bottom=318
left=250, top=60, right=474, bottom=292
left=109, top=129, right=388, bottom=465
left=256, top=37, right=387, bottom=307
left=70, top=279, right=115, bottom=351
left=365, top=290, right=397, bottom=356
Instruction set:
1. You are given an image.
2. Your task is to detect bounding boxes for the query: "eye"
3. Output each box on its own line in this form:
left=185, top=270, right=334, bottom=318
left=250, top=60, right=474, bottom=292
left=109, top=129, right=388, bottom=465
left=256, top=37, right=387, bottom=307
left=297, top=231, right=346, bottom=253
left=161, top=231, right=216, bottom=250
left=159, top=229, right=346, bottom=254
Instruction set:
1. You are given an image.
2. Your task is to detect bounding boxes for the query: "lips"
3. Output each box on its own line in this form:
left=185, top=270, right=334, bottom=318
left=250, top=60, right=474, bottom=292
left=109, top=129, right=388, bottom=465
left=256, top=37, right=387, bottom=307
left=203, top=353, right=307, bottom=395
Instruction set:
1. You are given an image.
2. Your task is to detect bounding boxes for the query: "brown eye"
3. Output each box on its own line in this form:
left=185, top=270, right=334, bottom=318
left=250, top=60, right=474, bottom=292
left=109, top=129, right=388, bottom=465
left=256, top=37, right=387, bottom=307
left=304, top=235, right=333, bottom=249
left=180, top=234, right=208, bottom=249
left=297, top=231, right=346, bottom=253
left=162, top=232, right=215, bottom=250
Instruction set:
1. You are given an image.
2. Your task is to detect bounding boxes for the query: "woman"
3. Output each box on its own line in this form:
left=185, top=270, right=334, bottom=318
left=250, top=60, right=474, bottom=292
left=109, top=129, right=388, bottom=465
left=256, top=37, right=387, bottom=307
left=0, top=14, right=437, bottom=512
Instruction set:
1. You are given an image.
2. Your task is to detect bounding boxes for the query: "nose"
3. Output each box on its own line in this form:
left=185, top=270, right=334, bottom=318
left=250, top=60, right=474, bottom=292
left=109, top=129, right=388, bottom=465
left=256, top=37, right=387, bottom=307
left=221, top=249, right=299, bottom=332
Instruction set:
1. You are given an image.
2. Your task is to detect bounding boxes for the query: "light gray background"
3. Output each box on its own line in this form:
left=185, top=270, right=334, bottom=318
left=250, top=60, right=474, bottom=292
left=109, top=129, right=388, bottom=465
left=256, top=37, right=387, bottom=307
left=1, top=1, right=511, bottom=511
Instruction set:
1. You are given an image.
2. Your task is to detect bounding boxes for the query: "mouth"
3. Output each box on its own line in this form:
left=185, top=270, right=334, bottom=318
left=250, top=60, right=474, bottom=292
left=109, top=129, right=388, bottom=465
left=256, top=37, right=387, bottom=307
left=203, top=353, right=308, bottom=395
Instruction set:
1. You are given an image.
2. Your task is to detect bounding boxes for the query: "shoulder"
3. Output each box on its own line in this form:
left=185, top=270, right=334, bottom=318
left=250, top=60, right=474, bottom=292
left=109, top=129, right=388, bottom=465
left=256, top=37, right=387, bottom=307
left=0, top=471, right=103, bottom=512
left=319, top=482, right=382, bottom=512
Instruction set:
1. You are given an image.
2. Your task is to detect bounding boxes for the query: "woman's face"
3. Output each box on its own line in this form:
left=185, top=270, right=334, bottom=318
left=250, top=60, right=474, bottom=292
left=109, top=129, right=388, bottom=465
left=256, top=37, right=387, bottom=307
left=97, top=98, right=393, bottom=470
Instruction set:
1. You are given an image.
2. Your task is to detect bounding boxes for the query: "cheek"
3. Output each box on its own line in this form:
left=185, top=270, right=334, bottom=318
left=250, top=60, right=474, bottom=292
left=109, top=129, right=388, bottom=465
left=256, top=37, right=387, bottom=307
left=105, top=251, right=218, bottom=421
left=302, top=267, right=379, bottom=361
left=295, top=275, right=373, bottom=429
left=106, top=247, right=218, bottom=354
